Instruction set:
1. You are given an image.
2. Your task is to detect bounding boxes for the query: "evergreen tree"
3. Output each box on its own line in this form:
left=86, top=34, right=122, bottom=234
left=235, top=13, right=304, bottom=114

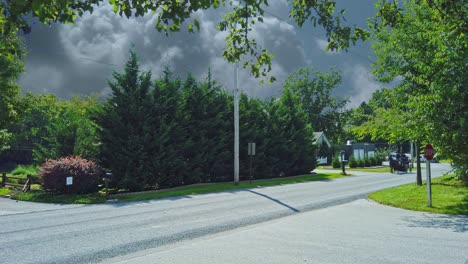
left=268, top=87, right=316, bottom=176
left=148, top=69, right=185, bottom=188
left=239, top=94, right=270, bottom=179
left=180, top=74, right=233, bottom=183
left=96, top=50, right=152, bottom=191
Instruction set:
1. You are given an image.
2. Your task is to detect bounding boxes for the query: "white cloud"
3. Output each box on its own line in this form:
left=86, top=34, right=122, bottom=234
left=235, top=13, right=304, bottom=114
left=20, top=65, right=64, bottom=95
left=345, top=64, right=381, bottom=108
left=315, top=38, right=341, bottom=55
left=315, top=39, right=328, bottom=50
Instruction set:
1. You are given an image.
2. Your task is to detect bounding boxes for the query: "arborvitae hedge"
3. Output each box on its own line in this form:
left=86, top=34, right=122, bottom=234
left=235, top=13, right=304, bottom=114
left=96, top=51, right=317, bottom=191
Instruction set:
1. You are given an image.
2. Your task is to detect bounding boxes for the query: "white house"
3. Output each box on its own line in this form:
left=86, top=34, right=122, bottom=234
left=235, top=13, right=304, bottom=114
left=314, top=132, right=332, bottom=165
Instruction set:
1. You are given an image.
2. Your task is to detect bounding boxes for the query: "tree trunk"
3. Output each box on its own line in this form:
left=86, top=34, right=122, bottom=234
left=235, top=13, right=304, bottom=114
left=415, top=141, right=422, bottom=186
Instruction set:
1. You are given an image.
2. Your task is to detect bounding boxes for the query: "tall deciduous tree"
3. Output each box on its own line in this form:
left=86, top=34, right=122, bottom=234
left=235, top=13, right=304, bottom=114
left=34, top=96, right=100, bottom=163
left=0, top=7, right=24, bottom=151
left=1, top=94, right=59, bottom=163
left=371, top=0, right=468, bottom=183
left=351, top=87, right=430, bottom=185
left=1, top=94, right=100, bottom=164
left=283, top=67, right=348, bottom=143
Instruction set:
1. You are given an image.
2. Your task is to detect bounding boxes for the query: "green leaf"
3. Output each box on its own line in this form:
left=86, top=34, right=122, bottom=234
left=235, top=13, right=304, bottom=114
left=194, top=18, right=200, bottom=31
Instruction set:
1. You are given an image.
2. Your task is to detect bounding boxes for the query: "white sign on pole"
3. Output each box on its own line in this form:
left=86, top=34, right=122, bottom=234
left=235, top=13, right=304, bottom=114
left=248, top=142, right=256, bottom=156
left=66, top=177, right=73, bottom=186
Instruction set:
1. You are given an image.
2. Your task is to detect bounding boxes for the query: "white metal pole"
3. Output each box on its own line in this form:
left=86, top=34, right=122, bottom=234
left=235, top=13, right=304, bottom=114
left=234, top=63, right=239, bottom=185
left=426, top=160, right=432, bottom=207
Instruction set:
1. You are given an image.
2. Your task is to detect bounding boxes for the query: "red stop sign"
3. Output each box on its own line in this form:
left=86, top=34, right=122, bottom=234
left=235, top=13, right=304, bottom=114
left=424, top=144, right=435, bottom=161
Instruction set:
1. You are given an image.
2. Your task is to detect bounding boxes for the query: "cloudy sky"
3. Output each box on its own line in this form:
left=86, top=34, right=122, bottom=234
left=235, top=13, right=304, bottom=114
left=18, top=0, right=383, bottom=108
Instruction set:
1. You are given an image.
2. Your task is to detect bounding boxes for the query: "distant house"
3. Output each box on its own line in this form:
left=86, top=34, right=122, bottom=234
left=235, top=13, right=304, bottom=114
left=314, top=132, right=332, bottom=148
left=343, top=140, right=376, bottom=161
left=314, top=132, right=332, bottom=164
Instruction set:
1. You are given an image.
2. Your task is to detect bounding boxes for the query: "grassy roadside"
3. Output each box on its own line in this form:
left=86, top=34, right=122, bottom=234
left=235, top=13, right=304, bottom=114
left=369, top=174, right=468, bottom=215
left=318, top=165, right=425, bottom=173
left=0, top=188, right=12, bottom=196
left=12, top=191, right=107, bottom=204
left=9, top=172, right=345, bottom=204
left=318, top=166, right=391, bottom=173
left=116, top=173, right=345, bottom=202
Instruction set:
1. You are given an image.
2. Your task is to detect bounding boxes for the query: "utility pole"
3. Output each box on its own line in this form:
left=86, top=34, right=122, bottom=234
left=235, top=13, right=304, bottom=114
left=234, top=63, right=239, bottom=185
left=426, top=160, right=432, bottom=207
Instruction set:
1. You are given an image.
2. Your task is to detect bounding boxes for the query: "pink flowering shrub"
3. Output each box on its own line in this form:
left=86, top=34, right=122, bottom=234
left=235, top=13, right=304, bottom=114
left=39, top=156, right=103, bottom=194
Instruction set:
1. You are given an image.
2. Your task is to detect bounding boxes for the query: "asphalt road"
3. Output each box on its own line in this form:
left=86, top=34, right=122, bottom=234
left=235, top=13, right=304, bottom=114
left=101, top=199, right=468, bottom=264
left=0, top=163, right=459, bottom=263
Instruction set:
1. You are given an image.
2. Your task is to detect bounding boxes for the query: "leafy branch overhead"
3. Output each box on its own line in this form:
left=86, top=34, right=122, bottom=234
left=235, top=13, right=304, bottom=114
left=1, top=0, right=369, bottom=81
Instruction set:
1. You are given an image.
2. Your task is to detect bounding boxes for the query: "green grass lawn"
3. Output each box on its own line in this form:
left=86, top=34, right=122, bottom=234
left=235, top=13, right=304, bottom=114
left=10, top=173, right=344, bottom=204
left=12, top=191, right=107, bottom=204
left=116, top=173, right=345, bottom=202
left=1, top=164, right=41, bottom=185
left=0, top=188, right=12, bottom=196
left=318, top=166, right=391, bottom=173
left=347, top=167, right=391, bottom=173
left=318, top=165, right=425, bottom=173
left=369, top=174, right=468, bottom=215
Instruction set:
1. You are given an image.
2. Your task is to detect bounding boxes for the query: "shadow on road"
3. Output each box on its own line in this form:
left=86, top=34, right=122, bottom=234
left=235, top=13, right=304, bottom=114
left=107, top=195, right=193, bottom=207
left=247, top=190, right=300, bottom=212
left=401, top=214, right=468, bottom=233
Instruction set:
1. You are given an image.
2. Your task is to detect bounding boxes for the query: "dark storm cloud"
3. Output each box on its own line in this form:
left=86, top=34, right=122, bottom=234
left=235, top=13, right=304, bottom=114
left=19, top=1, right=304, bottom=99
left=18, top=0, right=383, bottom=105
left=297, top=0, right=383, bottom=107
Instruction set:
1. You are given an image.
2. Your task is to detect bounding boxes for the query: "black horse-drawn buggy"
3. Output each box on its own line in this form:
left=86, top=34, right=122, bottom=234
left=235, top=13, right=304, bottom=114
left=389, top=153, right=411, bottom=173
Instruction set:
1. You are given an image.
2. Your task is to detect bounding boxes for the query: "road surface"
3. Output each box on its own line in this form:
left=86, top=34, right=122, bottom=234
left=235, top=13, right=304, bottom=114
left=0, top=163, right=462, bottom=263
left=102, top=199, right=468, bottom=264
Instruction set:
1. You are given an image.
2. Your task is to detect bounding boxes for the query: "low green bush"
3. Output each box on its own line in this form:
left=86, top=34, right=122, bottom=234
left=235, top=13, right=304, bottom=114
left=373, top=157, right=380, bottom=166
left=332, top=156, right=341, bottom=168
left=348, top=155, right=357, bottom=168
left=364, top=158, right=371, bottom=167
left=11, top=164, right=40, bottom=176
left=358, top=159, right=365, bottom=167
